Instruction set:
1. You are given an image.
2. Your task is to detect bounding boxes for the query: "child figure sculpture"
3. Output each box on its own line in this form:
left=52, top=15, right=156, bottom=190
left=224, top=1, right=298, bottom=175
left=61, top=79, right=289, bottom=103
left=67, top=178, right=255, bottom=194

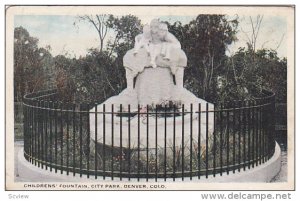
left=134, top=25, right=151, bottom=55
left=158, top=22, right=184, bottom=87
left=134, top=25, right=158, bottom=68
left=125, top=20, right=187, bottom=91
left=158, top=23, right=181, bottom=61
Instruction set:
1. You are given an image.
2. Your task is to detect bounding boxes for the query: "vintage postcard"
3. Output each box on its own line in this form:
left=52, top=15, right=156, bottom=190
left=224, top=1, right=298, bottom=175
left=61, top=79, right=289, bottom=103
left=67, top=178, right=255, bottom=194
left=5, top=5, right=295, bottom=191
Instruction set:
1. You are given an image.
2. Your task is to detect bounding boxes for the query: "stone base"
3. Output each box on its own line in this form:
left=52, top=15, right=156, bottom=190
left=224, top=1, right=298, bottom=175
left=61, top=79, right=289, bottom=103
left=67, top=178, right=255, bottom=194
left=16, top=141, right=282, bottom=186
left=89, top=93, right=214, bottom=148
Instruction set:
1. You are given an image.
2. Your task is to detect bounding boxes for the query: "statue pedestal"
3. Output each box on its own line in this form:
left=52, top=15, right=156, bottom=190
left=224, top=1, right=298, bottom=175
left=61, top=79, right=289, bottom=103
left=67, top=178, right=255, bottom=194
left=89, top=104, right=214, bottom=149
left=135, top=67, right=174, bottom=105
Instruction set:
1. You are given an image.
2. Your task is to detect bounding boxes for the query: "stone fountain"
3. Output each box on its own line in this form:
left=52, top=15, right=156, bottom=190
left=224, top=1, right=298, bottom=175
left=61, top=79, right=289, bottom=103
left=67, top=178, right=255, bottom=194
left=90, top=19, right=214, bottom=149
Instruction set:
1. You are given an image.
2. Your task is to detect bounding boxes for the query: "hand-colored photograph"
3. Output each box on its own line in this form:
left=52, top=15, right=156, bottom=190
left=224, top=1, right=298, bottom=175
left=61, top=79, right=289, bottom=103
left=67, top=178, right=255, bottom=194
left=5, top=5, right=294, bottom=190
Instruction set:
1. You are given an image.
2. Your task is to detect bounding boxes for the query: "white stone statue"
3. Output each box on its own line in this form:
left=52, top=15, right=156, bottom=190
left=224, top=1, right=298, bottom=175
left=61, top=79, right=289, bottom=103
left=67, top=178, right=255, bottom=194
left=123, top=19, right=188, bottom=105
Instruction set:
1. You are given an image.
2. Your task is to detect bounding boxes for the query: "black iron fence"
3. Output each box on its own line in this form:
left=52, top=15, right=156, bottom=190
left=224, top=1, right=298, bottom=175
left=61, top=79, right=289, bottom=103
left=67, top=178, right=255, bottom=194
left=22, top=89, right=276, bottom=181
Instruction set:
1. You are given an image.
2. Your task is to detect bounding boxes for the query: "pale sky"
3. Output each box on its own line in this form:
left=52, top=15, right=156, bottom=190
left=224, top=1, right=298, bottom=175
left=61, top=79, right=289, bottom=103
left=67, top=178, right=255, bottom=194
left=14, top=14, right=287, bottom=58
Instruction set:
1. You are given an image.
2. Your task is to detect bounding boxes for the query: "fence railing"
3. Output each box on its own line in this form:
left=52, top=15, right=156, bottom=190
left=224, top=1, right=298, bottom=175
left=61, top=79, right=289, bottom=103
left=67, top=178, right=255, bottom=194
left=22, top=89, right=276, bottom=181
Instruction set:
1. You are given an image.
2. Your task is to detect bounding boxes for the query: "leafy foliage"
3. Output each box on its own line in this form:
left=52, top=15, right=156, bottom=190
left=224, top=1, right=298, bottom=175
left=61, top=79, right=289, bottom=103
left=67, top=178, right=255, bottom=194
left=165, top=15, right=239, bottom=102
left=14, top=15, right=287, bottom=105
left=14, top=27, right=54, bottom=101
left=225, top=47, right=287, bottom=102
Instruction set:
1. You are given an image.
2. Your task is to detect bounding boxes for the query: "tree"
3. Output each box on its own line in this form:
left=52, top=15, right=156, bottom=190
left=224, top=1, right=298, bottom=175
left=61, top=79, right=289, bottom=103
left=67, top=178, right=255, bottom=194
left=167, top=15, right=239, bottom=101
left=227, top=15, right=287, bottom=102
left=65, top=15, right=143, bottom=103
left=75, top=49, right=117, bottom=102
left=77, top=15, right=110, bottom=53
left=106, top=15, right=142, bottom=57
left=241, top=15, right=264, bottom=59
left=53, top=54, right=77, bottom=101
left=14, top=26, right=53, bottom=101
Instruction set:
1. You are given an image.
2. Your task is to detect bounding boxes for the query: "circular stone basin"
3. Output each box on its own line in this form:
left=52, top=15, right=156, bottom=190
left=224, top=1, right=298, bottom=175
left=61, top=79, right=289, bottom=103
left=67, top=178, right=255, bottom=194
left=89, top=105, right=214, bottom=149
